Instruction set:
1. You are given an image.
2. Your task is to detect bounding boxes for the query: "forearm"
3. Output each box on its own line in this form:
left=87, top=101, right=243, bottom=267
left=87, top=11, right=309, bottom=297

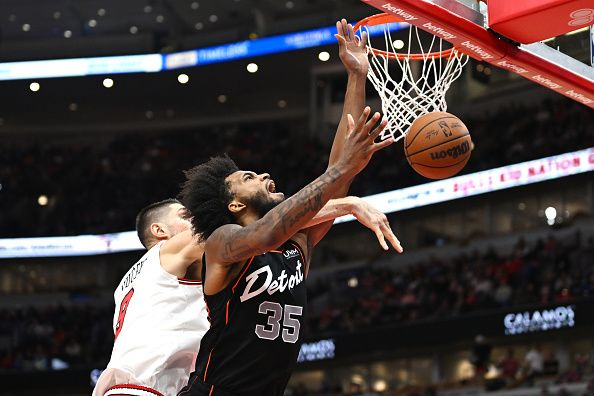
left=328, top=73, right=367, bottom=168
left=305, top=73, right=367, bottom=245
left=304, top=197, right=356, bottom=227
left=214, top=165, right=353, bottom=263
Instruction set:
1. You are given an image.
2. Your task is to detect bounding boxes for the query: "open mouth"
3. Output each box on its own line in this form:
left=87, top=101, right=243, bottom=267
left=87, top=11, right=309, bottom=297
left=267, top=180, right=276, bottom=193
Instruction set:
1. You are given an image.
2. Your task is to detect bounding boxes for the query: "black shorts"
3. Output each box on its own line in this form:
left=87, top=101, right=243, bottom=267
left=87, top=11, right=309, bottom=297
left=178, top=373, right=289, bottom=396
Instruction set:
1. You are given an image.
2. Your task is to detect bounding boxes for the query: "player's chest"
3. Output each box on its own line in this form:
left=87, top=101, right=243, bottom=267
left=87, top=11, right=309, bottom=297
left=237, top=250, right=306, bottom=304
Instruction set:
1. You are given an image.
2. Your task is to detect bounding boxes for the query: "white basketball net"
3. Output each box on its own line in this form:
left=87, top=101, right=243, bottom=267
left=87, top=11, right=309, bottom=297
left=363, top=22, right=469, bottom=141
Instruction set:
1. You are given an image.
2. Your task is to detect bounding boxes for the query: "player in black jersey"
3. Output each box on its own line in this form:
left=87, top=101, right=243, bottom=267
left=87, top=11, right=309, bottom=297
left=177, top=20, right=403, bottom=396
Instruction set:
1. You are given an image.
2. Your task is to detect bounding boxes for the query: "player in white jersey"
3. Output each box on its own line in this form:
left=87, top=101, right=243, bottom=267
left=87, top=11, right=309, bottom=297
left=93, top=197, right=400, bottom=396
left=93, top=198, right=208, bottom=396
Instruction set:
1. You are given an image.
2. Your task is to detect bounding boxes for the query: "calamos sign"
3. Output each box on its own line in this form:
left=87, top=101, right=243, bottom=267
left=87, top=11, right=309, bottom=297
left=504, top=306, right=575, bottom=335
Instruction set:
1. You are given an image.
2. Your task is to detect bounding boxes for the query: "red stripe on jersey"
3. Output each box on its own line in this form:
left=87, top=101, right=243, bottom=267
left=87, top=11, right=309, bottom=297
left=225, top=300, right=230, bottom=324
left=179, top=281, right=201, bottom=286
left=209, top=385, right=214, bottom=396
left=269, top=249, right=282, bottom=253
left=203, top=349, right=214, bottom=382
left=231, top=256, right=255, bottom=293
left=205, top=297, right=212, bottom=323
left=178, top=277, right=202, bottom=283
left=106, top=384, right=164, bottom=396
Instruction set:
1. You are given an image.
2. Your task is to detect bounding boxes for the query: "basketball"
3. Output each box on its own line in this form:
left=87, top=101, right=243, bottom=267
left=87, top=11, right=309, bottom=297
left=404, top=111, right=472, bottom=179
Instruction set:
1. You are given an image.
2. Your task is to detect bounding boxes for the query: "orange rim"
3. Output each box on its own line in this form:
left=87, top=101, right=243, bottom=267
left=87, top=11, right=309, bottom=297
left=354, top=13, right=456, bottom=61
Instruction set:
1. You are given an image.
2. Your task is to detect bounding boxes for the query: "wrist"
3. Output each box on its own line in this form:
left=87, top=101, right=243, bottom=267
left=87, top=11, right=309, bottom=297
left=332, top=160, right=356, bottom=179
left=345, top=196, right=359, bottom=215
left=347, top=70, right=368, bottom=81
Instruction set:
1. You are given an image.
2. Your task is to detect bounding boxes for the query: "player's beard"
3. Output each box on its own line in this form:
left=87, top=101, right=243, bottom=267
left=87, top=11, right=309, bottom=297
left=248, top=190, right=282, bottom=218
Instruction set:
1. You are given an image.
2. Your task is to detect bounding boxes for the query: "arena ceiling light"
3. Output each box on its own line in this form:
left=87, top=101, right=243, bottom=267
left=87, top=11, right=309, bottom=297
left=29, top=82, right=40, bottom=92
left=393, top=39, right=405, bottom=50
left=246, top=63, right=258, bottom=73
left=102, top=78, right=114, bottom=88
left=37, top=195, right=48, bottom=206
left=177, top=73, right=189, bottom=84
left=545, top=206, right=557, bottom=225
left=318, top=51, right=330, bottom=61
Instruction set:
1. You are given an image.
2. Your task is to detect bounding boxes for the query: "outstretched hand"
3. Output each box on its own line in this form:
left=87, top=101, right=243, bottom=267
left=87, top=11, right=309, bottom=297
left=351, top=198, right=403, bottom=252
left=335, top=18, right=369, bottom=76
left=338, top=106, right=393, bottom=177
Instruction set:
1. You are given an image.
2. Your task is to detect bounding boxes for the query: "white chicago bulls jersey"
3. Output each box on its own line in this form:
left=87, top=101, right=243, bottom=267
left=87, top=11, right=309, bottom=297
left=93, top=242, right=209, bottom=396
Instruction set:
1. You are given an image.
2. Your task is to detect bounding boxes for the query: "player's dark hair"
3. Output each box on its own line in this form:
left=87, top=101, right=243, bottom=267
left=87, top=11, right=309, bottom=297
left=135, top=198, right=181, bottom=249
left=178, top=154, right=239, bottom=240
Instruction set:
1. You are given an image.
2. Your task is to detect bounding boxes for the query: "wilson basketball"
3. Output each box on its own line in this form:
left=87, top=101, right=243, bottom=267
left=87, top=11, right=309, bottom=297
left=404, top=111, right=472, bottom=179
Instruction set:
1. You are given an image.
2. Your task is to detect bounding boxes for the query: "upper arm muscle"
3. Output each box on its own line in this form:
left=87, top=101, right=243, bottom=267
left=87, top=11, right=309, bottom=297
left=159, top=230, right=204, bottom=278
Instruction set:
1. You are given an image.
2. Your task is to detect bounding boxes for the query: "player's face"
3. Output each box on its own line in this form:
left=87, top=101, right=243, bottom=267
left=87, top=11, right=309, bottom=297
left=226, top=170, right=285, bottom=217
left=164, top=203, right=192, bottom=236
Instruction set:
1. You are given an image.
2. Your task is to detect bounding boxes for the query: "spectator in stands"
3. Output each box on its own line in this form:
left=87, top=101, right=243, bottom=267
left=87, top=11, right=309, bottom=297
left=524, top=345, right=544, bottom=385
left=470, top=335, right=492, bottom=382
left=543, top=351, right=560, bottom=377
left=498, top=348, right=520, bottom=383
left=2, top=97, right=594, bottom=238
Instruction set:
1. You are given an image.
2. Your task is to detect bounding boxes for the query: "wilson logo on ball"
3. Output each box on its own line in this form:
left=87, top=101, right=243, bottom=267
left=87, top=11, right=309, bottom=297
left=429, top=140, right=471, bottom=160
left=438, top=121, right=453, bottom=137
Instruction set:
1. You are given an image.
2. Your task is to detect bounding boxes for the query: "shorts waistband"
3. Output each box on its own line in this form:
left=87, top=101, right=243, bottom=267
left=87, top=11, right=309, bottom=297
left=104, top=384, right=164, bottom=396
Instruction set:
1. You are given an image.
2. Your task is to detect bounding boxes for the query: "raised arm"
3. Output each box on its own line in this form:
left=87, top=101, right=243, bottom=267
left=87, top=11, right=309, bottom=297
left=328, top=19, right=369, bottom=168
left=304, top=19, right=377, bottom=247
left=206, top=110, right=393, bottom=267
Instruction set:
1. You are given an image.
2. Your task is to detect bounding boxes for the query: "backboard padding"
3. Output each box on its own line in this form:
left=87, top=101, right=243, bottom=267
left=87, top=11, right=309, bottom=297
left=361, top=0, right=594, bottom=108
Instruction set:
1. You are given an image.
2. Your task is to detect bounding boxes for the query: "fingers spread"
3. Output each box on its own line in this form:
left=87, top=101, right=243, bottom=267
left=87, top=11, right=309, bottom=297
left=347, top=23, right=355, bottom=41
left=341, top=19, right=349, bottom=40
left=373, top=136, right=395, bottom=152
left=334, top=34, right=346, bottom=45
left=363, top=112, right=381, bottom=135
left=383, top=225, right=403, bottom=253
left=356, top=106, right=371, bottom=131
left=360, top=30, right=368, bottom=48
left=374, top=229, right=388, bottom=251
left=369, top=117, right=388, bottom=139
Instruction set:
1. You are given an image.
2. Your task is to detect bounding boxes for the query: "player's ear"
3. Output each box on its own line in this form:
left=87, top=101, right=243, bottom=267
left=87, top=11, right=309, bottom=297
left=228, top=200, right=246, bottom=214
left=150, top=222, right=168, bottom=239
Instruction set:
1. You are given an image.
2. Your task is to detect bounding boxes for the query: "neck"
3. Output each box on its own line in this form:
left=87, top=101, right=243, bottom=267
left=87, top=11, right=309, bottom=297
left=236, top=210, right=262, bottom=227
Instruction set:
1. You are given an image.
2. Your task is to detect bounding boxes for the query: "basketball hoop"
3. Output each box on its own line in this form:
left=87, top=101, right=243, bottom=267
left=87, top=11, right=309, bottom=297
left=354, top=14, right=469, bottom=142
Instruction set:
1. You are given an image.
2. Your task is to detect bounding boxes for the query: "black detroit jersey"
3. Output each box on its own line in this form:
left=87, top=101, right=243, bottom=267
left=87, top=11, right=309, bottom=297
left=181, top=240, right=308, bottom=396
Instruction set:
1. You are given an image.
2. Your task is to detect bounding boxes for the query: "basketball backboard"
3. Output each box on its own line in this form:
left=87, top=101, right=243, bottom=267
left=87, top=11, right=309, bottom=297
left=360, top=0, right=594, bottom=109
